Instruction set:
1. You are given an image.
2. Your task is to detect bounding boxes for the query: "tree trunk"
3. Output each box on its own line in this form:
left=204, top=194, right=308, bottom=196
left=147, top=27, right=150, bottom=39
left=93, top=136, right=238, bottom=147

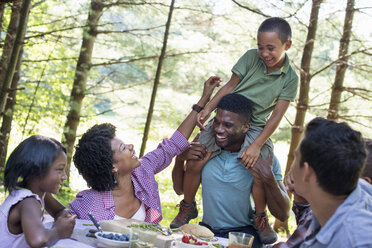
left=139, top=0, right=176, bottom=157
left=274, top=0, right=323, bottom=235
left=0, top=2, right=6, bottom=37
left=0, top=0, right=31, bottom=115
left=0, top=0, right=22, bottom=112
left=327, top=0, right=355, bottom=121
left=62, top=0, right=104, bottom=181
left=0, top=47, right=23, bottom=174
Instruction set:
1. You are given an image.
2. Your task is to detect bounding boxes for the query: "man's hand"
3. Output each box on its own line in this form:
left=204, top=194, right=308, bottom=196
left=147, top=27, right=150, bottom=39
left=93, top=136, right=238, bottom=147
left=178, top=142, right=207, bottom=162
left=247, top=154, right=273, bottom=180
left=241, top=143, right=262, bottom=168
left=285, top=171, right=308, bottom=204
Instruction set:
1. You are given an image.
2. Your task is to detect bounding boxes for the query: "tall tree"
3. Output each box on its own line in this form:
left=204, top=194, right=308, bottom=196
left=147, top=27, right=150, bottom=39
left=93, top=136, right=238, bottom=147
left=327, top=0, right=355, bottom=121
left=62, top=0, right=104, bottom=180
left=0, top=2, right=6, bottom=37
left=0, top=0, right=22, bottom=114
left=0, top=0, right=31, bottom=115
left=274, top=0, right=323, bottom=235
left=0, top=0, right=30, bottom=174
left=0, top=47, right=23, bottom=173
left=139, top=0, right=176, bottom=157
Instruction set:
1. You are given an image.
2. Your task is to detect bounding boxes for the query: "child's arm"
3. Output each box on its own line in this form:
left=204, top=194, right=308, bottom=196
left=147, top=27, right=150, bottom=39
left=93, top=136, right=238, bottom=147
left=19, top=197, right=75, bottom=247
left=241, top=99, right=290, bottom=168
left=172, top=135, right=207, bottom=195
left=44, top=193, right=70, bottom=219
left=196, top=73, right=240, bottom=129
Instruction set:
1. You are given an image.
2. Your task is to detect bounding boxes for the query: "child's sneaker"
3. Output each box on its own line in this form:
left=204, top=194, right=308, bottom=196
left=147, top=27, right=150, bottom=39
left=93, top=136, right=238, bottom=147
left=170, top=200, right=198, bottom=228
left=253, top=210, right=278, bottom=244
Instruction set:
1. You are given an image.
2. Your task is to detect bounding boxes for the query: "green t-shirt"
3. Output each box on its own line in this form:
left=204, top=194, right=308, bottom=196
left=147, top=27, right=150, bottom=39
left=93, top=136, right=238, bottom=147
left=232, top=49, right=299, bottom=126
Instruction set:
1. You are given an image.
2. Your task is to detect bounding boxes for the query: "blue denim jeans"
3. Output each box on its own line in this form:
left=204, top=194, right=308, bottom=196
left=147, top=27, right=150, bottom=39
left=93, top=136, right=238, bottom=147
left=199, top=222, right=263, bottom=248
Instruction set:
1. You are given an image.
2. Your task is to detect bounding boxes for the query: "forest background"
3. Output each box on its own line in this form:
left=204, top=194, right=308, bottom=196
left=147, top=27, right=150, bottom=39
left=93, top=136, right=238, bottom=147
left=0, top=0, right=371, bottom=236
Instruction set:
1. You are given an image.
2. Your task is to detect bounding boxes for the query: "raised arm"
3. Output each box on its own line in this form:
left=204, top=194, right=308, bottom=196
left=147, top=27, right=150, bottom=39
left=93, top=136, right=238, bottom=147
left=176, top=76, right=221, bottom=139
left=196, top=73, right=240, bottom=129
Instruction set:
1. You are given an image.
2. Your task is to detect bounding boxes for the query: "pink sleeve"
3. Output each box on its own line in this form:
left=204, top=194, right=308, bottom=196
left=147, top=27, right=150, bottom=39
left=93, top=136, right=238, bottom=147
left=139, top=130, right=190, bottom=174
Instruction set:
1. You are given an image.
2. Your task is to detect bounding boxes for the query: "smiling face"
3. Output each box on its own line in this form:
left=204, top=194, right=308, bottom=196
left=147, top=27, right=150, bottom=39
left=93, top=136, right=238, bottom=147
left=39, top=152, right=67, bottom=194
left=257, top=31, right=291, bottom=73
left=212, top=109, right=250, bottom=152
left=111, top=137, right=140, bottom=174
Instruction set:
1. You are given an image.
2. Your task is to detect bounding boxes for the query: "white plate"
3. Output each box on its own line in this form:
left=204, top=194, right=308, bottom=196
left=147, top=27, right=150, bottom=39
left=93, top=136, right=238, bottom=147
left=95, top=231, right=130, bottom=248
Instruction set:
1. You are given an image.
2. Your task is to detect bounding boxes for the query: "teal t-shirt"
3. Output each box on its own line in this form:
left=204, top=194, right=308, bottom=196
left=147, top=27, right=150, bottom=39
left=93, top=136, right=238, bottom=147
left=232, top=49, right=299, bottom=126
left=201, top=151, right=283, bottom=229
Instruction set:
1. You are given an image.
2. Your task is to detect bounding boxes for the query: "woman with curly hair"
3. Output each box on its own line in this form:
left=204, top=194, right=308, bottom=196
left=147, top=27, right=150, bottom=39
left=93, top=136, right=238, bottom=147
left=68, top=77, right=220, bottom=223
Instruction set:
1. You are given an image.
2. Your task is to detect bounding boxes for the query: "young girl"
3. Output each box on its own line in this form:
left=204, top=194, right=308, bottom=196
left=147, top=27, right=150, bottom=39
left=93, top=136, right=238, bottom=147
left=0, top=135, right=76, bottom=248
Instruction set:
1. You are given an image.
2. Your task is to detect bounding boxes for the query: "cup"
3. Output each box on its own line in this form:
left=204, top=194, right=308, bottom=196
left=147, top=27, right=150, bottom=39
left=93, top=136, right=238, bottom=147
left=228, top=232, right=254, bottom=248
left=129, top=228, right=157, bottom=248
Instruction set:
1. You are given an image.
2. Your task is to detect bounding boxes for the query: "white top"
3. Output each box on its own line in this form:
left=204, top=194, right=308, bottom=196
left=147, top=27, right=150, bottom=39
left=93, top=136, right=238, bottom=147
left=0, top=189, right=43, bottom=248
left=113, top=202, right=146, bottom=221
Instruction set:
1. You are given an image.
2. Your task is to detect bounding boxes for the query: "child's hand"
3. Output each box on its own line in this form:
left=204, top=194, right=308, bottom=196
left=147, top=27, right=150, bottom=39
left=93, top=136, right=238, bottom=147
left=53, top=214, right=76, bottom=238
left=196, top=109, right=211, bottom=130
left=241, top=143, right=261, bottom=168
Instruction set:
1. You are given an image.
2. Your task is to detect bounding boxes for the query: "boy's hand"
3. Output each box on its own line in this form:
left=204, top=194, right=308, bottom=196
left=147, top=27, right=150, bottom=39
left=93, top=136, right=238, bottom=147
left=54, top=214, right=76, bottom=238
left=241, top=143, right=261, bottom=168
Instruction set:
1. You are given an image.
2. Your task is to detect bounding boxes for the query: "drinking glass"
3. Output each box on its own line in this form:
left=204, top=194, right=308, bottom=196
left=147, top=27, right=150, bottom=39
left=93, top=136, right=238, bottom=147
left=228, top=232, right=254, bottom=248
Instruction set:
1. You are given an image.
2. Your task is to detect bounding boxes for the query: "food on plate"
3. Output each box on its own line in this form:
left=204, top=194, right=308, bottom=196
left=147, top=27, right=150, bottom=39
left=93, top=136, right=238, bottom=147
left=128, top=223, right=171, bottom=236
left=181, top=235, right=208, bottom=246
left=97, top=232, right=129, bottom=241
left=179, top=224, right=214, bottom=239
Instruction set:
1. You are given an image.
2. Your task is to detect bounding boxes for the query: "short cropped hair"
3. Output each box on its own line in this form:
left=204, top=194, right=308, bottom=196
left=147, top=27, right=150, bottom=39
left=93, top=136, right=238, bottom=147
left=4, top=135, right=66, bottom=193
left=73, top=123, right=116, bottom=191
left=258, top=17, right=292, bottom=44
left=362, top=139, right=372, bottom=180
left=300, top=117, right=366, bottom=195
left=216, top=93, right=253, bottom=124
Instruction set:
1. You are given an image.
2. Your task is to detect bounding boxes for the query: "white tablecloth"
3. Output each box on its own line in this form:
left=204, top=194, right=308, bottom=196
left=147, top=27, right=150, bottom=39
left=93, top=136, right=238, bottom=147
left=45, top=219, right=229, bottom=248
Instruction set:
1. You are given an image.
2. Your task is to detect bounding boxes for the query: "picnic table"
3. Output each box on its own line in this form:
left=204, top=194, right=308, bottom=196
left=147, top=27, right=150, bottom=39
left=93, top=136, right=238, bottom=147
left=45, top=219, right=229, bottom=248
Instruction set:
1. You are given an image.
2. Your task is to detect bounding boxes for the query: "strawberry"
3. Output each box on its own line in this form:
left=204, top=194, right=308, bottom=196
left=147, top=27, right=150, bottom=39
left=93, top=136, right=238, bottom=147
left=182, top=235, right=190, bottom=243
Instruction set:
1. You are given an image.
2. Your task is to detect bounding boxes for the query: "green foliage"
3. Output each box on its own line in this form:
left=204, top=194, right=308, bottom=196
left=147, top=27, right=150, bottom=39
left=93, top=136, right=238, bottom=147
left=55, top=183, right=79, bottom=208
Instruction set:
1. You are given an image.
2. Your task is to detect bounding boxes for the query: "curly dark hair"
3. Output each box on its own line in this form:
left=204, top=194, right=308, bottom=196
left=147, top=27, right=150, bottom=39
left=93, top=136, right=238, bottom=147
left=216, top=93, right=253, bottom=124
left=73, top=123, right=116, bottom=191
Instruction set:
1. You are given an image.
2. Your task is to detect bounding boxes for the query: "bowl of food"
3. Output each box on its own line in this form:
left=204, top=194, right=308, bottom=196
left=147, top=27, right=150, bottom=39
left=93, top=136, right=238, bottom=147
left=175, top=235, right=210, bottom=248
left=95, top=231, right=130, bottom=248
